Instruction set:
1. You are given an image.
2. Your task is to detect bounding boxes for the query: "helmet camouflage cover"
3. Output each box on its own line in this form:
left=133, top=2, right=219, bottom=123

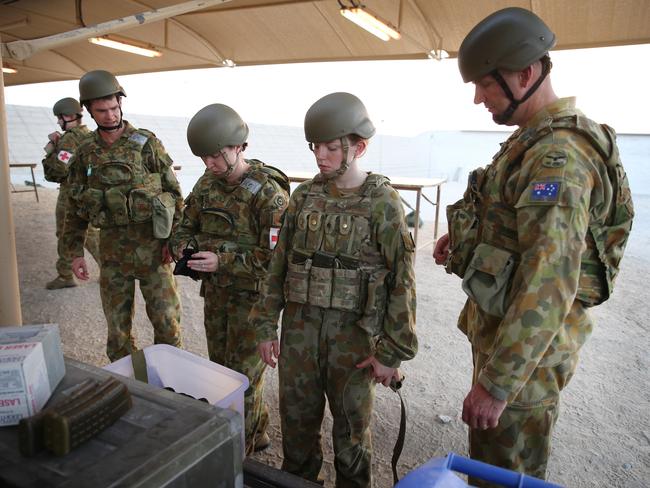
left=458, top=7, right=556, bottom=83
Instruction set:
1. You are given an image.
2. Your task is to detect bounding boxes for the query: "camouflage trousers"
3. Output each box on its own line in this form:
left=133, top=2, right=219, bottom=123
left=55, top=185, right=100, bottom=278
left=99, top=223, right=182, bottom=362
left=279, top=302, right=376, bottom=488
left=202, top=281, right=268, bottom=454
left=468, top=341, right=581, bottom=485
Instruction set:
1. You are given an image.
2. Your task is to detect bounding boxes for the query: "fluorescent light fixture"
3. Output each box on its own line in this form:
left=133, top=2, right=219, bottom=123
left=340, top=7, right=401, bottom=41
left=222, top=59, right=236, bottom=68
left=88, top=36, right=162, bottom=58
left=2, top=66, right=18, bottom=74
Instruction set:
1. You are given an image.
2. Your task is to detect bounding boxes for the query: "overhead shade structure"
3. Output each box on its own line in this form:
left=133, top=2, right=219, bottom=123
left=1, top=0, right=650, bottom=86
left=1, top=0, right=649, bottom=326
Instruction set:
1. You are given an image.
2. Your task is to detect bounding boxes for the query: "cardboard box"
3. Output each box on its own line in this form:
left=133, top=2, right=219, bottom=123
left=0, top=324, right=65, bottom=426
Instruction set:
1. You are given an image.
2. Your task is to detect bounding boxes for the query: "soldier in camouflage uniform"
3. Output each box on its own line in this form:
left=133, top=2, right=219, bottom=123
left=433, top=8, right=634, bottom=484
left=42, top=97, right=100, bottom=290
left=169, top=104, right=289, bottom=454
left=250, top=93, right=418, bottom=487
left=61, top=70, right=183, bottom=361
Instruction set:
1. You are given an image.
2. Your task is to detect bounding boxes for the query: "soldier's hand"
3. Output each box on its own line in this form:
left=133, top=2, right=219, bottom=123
left=48, top=131, right=62, bottom=144
left=187, top=251, right=219, bottom=273
left=71, top=257, right=89, bottom=281
left=356, top=356, right=398, bottom=387
left=462, top=383, right=507, bottom=430
left=433, top=233, right=450, bottom=265
left=258, top=340, right=280, bottom=368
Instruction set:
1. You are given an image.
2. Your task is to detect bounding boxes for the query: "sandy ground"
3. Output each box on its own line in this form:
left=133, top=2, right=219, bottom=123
left=9, top=187, right=649, bottom=488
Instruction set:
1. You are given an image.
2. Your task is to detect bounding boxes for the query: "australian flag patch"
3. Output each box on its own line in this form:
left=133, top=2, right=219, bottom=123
left=530, top=181, right=560, bottom=202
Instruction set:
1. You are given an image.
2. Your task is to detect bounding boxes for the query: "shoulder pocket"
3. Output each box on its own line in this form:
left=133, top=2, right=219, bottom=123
left=461, top=243, right=516, bottom=318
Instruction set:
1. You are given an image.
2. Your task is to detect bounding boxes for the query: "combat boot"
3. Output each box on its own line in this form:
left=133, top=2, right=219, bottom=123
left=46, top=276, right=77, bottom=290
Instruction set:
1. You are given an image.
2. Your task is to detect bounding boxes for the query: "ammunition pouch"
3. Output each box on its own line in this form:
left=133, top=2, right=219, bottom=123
left=445, top=168, right=484, bottom=278
left=152, top=192, right=176, bottom=239
left=285, top=249, right=387, bottom=331
left=445, top=200, right=479, bottom=278
left=461, top=243, right=516, bottom=318
left=105, top=187, right=129, bottom=226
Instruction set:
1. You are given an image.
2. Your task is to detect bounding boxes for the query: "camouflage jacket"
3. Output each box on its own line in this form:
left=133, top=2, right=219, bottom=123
left=457, top=97, right=634, bottom=402
left=169, top=160, right=289, bottom=291
left=250, top=172, right=418, bottom=368
left=61, top=121, right=183, bottom=258
left=41, top=125, right=91, bottom=184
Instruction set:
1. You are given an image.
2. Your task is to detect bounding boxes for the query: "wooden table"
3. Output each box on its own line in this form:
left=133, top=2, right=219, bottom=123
left=287, top=173, right=446, bottom=251
left=9, top=163, right=39, bottom=202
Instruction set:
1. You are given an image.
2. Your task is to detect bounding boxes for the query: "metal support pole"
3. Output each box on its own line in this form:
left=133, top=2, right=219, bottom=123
left=0, top=45, right=23, bottom=326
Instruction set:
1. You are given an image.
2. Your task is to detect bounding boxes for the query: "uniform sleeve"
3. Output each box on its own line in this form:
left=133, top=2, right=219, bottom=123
left=249, top=184, right=306, bottom=343
left=477, top=139, right=603, bottom=402
left=59, top=147, right=90, bottom=259
left=41, top=131, right=79, bottom=183
left=373, top=186, right=418, bottom=368
left=168, top=192, right=201, bottom=258
left=143, top=136, right=184, bottom=230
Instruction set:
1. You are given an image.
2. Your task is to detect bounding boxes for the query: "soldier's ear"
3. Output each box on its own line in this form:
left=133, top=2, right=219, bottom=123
left=354, top=139, right=368, bottom=158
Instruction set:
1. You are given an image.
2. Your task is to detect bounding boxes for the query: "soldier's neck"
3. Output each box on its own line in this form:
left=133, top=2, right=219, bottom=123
left=224, top=159, right=250, bottom=185
left=334, top=165, right=367, bottom=189
left=99, top=126, right=125, bottom=146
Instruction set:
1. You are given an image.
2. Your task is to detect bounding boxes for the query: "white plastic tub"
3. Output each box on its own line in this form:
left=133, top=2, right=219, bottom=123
left=103, top=345, right=249, bottom=452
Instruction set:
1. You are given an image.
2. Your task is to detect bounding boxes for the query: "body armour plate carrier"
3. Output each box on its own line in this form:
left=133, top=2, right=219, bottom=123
left=285, top=173, right=392, bottom=336
left=197, top=161, right=290, bottom=291
left=77, top=130, right=165, bottom=229
left=446, top=114, right=634, bottom=307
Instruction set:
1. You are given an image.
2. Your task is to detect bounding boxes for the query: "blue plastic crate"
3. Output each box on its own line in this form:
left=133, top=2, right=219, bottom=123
left=396, top=452, right=563, bottom=488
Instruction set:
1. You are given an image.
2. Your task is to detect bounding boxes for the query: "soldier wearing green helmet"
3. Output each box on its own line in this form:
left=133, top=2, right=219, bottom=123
left=42, top=97, right=100, bottom=290
left=61, top=69, right=184, bottom=361
left=251, top=92, right=417, bottom=486
left=169, top=103, right=289, bottom=454
left=434, top=7, right=634, bottom=483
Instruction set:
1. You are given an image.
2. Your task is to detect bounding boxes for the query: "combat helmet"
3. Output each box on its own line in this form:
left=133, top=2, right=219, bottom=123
left=304, top=92, right=375, bottom=143
left=187, top=103, right=249, bottom=157
left=187, top=103, right=249, bottom=178
left=53, top=97, right=82, bottom=117
left=79, top=70, right=127, bottom=104
left=304, top=92, right=375, bottom=177
left=458, top=7, right=555, bottom=124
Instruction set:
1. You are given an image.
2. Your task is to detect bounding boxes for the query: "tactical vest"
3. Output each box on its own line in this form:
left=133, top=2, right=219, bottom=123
left=198, top=161, right=290, bottom=291
left=447, top=114, right=634, bottom=308
left=285, top=173, right=392, bottom=335
left=77, top=129, right=164, bottom=229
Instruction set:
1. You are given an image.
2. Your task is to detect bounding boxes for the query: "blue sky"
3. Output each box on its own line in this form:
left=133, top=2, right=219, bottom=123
left=5, top=43, right=650, bottom=136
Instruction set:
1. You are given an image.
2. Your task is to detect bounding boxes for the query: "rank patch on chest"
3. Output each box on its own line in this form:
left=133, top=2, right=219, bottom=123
left=530, top=181, right=560, bottom=202
left=269, top=227, right=280, bottom=250
left=240, top=177, right=262, bottom=195
left=57, top=150, right=73, bottom=164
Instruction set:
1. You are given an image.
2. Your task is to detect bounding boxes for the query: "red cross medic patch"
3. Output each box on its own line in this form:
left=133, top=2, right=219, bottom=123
left=269, top=227, right=280, bottom=250
left=57, top=150, right=73, bottom=164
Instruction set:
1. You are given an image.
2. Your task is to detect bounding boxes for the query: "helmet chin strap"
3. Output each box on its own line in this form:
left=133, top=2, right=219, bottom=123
left=219, top=147, right=239, bottom=178
left=61, top=114, right=82, bottom=131
left=491, top=56, right=552, bottom=125
left=90, top=99, right=124, bottom=132
left=332, top=136, right=352, bottom=178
